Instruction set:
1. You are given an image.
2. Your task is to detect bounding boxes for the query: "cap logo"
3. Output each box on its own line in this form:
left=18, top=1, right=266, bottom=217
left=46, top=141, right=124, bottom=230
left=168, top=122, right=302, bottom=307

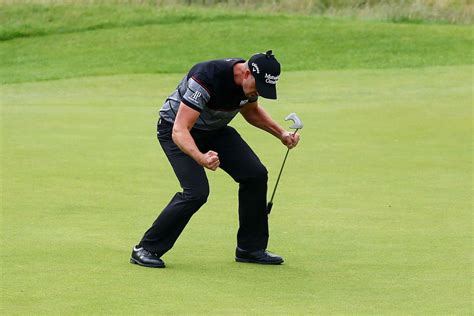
left=265, top=73, right=279, bottom=85
left=251, top=62, right=260, bottom=74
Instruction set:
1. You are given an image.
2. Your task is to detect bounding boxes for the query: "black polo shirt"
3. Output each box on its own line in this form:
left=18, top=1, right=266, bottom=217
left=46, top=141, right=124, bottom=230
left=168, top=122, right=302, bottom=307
left=159, top=58, right=258, bottom=130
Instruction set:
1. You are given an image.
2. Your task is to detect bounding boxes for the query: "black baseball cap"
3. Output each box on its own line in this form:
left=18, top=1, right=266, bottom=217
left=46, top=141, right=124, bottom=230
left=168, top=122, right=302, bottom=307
left=248, top=50, right=281, bottom=99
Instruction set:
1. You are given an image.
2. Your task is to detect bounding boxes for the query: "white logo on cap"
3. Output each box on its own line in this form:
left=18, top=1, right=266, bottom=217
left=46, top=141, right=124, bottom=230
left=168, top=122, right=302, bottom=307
left=251, top=62, right=260, bottom=74
left=265, top=73, right=279, bottom=85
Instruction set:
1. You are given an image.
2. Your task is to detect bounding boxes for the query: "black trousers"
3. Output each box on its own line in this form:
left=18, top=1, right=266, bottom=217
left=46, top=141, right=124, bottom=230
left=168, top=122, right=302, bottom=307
left=139, top=119, right=269, bottom=256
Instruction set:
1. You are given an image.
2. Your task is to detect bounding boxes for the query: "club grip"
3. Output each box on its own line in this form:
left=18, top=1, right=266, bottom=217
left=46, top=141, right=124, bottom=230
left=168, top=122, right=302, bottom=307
left=266, top=202, right=273, bottom=214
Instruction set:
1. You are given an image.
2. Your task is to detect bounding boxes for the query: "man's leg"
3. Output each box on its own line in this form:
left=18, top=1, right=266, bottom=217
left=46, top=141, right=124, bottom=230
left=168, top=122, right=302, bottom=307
left=210, top=126, right=269, bottom=251
left=138, top=121, right=209, bottom=257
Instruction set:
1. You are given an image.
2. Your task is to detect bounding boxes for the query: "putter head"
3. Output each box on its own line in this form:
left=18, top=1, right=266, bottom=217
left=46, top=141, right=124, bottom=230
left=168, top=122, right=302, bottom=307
left=285, top=113, right=303, bottom=130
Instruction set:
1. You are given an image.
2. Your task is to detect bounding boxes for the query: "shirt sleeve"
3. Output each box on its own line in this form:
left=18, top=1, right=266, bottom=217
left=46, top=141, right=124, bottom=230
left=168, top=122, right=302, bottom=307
left=181, top=76, right=211, bottom=112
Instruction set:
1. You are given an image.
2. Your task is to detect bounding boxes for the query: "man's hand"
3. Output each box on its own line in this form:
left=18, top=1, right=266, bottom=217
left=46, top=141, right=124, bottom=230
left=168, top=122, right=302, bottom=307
left=198, top=150, right=220, bottom=171
left=280, top=131, right=300, bottom=149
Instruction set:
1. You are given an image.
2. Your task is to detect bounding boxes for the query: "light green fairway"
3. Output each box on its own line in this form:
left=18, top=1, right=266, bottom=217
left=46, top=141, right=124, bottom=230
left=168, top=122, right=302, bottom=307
left=1, top=65, right=471, bottom=314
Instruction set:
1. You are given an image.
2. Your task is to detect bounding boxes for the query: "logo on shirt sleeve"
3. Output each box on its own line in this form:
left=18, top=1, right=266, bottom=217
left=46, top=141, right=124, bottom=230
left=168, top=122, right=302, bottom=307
left=189, top=91, right=202, bottom=101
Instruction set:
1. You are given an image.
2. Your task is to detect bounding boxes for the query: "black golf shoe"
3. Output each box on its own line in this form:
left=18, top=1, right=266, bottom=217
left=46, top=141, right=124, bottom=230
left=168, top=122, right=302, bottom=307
left=130, top=246, right=165, bottom=268
left=235, top=247, right=284, bottom=265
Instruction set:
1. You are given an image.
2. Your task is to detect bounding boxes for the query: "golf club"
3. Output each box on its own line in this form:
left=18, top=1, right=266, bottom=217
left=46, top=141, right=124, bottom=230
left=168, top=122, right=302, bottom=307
left=266, top=113, right=303, bottom=214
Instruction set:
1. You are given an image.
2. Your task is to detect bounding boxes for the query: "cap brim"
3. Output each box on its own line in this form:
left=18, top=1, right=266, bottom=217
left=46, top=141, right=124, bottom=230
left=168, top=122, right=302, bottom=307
left=255, top=79, right=277, bottom=100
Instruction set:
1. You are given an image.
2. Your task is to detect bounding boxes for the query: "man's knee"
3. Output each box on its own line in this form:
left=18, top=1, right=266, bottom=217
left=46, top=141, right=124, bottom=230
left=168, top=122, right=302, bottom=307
left=240, top=165, right=268, bottom=183
left=183, top=186, right=210, bottom=205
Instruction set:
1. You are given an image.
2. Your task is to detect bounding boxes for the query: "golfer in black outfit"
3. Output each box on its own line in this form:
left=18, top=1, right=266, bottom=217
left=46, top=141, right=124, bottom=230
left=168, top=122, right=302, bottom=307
left=131, top=50, right=300, bottom=268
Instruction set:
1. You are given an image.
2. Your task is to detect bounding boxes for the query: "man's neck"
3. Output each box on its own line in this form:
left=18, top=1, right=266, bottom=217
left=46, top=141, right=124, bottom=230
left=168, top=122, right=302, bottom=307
left=233, top=62, right=246, bottom=86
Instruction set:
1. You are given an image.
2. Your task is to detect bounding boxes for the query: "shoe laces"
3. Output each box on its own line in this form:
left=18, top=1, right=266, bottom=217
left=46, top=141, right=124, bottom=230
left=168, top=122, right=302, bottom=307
left=142, top=249, right=160, bottom=258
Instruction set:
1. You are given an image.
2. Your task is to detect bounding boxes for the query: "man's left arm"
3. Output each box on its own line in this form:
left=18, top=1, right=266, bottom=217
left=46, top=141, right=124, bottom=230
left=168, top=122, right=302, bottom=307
left=240, top=102, right=300, bottom=149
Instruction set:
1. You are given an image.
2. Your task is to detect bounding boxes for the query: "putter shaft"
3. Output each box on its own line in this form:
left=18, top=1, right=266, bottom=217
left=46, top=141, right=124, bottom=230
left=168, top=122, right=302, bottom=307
left=267, top=128, right=299, bottom=214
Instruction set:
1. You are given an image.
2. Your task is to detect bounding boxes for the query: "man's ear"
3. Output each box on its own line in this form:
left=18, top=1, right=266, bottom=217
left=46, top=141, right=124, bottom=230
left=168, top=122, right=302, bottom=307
left=243, top=69, right=251, bottom=80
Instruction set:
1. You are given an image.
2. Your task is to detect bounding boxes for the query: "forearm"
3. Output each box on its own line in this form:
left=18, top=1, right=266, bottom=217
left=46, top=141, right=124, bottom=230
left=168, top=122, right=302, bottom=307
left=243, top=104, right=285, bottom=139
left=172, top=127, right=204, bottom=163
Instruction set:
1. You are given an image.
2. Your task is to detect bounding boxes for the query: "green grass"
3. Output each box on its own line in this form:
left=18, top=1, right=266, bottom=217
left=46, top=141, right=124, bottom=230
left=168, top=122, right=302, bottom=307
left=0, top=4, right=251, bottom=41
left=1, top=4, right=473, bottom=315
left=2, top=65, right=471, bottom=314
left=0, top=6, right=472, bottom=83
left=1, top=0, right=472, bottom=26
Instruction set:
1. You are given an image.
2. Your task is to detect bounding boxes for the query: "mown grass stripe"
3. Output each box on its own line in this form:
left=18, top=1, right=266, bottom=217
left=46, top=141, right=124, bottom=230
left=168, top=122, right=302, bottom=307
left=1, top=15, right=471, bottom=84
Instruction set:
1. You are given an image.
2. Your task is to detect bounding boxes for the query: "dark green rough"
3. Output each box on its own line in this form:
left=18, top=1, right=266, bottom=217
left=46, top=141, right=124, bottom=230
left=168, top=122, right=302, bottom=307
left=0, top=5, right=472, bottom=84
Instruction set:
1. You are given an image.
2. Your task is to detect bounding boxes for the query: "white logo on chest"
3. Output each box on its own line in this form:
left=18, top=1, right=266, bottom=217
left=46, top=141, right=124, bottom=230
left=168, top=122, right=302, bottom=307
left=239, top=99, right=249, bottom=106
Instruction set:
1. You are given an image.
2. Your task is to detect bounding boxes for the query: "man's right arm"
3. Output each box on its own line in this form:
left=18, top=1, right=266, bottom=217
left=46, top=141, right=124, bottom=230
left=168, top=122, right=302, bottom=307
left=172, top=103, right=220, bottom=171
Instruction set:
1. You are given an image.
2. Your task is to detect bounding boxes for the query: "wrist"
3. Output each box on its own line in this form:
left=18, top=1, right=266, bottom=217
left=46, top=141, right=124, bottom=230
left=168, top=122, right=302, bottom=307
left=194, top=152, right=203, bottom=165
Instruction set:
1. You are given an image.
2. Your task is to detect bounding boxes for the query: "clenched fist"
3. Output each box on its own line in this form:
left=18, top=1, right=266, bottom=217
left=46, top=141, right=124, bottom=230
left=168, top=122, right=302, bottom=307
left=199, top=150, right=220, bottom=171
left=280, top=131, right=300, bottom=149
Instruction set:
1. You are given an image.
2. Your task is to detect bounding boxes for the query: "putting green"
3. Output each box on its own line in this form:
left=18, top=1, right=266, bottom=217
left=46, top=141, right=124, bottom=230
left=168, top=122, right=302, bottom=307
left=1, top=65, right=471, bottom=314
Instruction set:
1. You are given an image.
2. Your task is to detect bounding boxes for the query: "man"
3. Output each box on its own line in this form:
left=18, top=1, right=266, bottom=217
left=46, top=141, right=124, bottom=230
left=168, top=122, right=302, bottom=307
left=130, top=50, right=300, bottom=268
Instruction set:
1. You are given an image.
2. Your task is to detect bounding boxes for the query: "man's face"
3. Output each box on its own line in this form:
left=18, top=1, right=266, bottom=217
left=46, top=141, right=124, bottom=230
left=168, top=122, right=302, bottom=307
left=242, top=71, right=258, bottom=99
